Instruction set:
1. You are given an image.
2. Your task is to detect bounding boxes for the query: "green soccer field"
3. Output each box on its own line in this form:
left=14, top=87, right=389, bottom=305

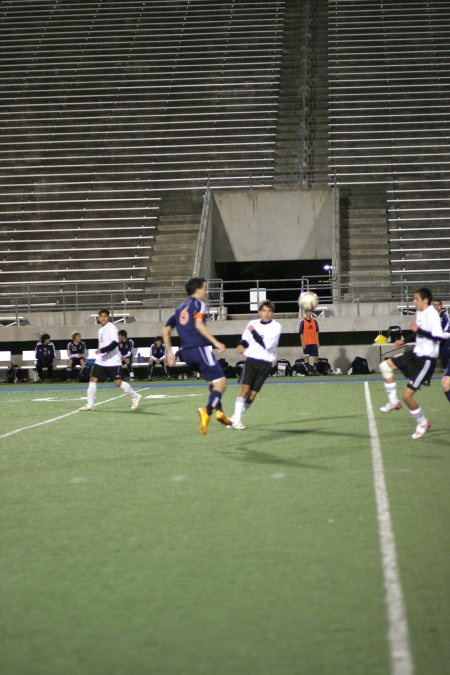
left=1, top=376, right=449, bottom=675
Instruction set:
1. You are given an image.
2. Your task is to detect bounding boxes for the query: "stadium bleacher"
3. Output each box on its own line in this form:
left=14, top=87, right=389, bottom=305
left=328, top=0, right=450, bottom=296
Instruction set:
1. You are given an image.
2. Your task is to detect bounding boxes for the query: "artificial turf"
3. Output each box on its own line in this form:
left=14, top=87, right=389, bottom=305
left=1, top=376, right=449, bottom=674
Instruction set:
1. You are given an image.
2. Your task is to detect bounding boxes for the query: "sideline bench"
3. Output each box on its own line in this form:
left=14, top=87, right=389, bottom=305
left=0, top=350, right=12, bottom=372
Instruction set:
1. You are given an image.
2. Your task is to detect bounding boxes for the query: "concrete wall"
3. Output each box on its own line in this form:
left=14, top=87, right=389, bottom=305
left=212, top=187, right=335, bottom=262
left=1, top=302, right=413, bottom=373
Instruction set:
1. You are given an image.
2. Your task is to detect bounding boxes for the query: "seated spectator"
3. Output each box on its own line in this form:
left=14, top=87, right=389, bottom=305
left=35, top=333, right=56, bottom=382
left=118, top=329, right=135, bottom=380
left=66, top=331, right=87, bottom=382
left=148, top=336, right=170, bottom=380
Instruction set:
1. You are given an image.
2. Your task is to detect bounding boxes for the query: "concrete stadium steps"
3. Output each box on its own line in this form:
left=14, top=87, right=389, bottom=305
left=146, top=191, right=203, bottom=288
left=387, top=178, right=450, bottom=295
left=273, top=0, right=305, bottom=186
left=339, top=186, right=391, bottom=296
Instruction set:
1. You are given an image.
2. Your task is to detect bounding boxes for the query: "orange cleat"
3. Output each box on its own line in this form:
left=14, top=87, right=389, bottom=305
left=198, top=407, right=211, bottom=434
left=215, top=410, right=232, bottom=426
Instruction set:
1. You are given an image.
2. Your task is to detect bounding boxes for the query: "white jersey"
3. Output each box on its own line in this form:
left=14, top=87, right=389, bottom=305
left=414, top=304, right=442, bottom=359
left=241, top=318, right=282, bottom=363
left=95, top=321, right=122, bottom=366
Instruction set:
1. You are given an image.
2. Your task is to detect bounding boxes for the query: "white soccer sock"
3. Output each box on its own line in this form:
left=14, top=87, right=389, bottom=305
left=233, top=396, right=247, bottom=422
left=87, top=381, right=97, bottom=406
left=120, top=380, right=136, bottom=397
left=384, top=381, right=398, bottom=405
left=410, top=406, right=426, bottom=425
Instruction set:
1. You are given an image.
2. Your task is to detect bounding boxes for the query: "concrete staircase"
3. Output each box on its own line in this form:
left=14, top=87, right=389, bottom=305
left=273, top=0, right=304, bottom=188
left=144, top=191, right=204, bottom=306
left=339, top=186, right=391, bottom=298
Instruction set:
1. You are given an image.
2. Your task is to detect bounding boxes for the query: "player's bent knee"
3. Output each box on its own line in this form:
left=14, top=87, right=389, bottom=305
left=379, top=360, right=394, bottom=379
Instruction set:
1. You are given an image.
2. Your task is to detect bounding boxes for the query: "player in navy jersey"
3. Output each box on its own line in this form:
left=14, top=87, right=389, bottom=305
left=66, top=332, right=87, bottom=382
left=432, top=299, right=450, bottom=369
left=35, top=333, right=56, bottom=382
left=148, top=336, right=170, bottom=380
left=162, top=277, right=232, bottom=434
left=118, top=329, right=135, bottom=380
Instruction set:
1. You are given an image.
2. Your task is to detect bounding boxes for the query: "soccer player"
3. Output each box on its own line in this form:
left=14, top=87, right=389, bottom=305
left=118, top=329, right=135, bottom=380
left=162, top=277, right=231, bottom=434
left=379, top=287, right=443, bottom=439
left=79, top=309, right=141, bottom=411
left=66, top=332, right=87, bottom=382
left=35, top=333, right=56, bottom=382
left=148, top=336, right=170, bottom=380
left=442, top=358, right=450, bottom=405
left=299, top=308, right=320, bottom=374
left=230, top=300, right=282, bottom=430
left=432, top=298, right=450, bottom=369
left=410, top=312, right=450, bottom=407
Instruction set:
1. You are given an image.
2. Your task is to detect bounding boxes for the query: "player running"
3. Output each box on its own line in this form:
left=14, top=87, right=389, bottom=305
left=230, top=300, right=282, bottom=430
left=379, top=287, right=443, bottom=439
left=162, top=277, right=231, bottom=434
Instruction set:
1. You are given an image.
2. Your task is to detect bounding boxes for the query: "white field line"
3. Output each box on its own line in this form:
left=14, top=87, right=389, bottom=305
left=364, top=381, right=414, bottom=675
left=0, top=390, right=145, bottom=440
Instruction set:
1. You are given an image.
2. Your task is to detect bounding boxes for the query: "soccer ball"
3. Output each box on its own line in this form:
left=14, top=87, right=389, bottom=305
left=298, top=291, right=319, bottom=311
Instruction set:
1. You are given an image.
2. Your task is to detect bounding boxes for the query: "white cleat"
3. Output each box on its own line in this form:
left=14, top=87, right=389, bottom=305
left=131, top=393, right=142, bottom=410
left=79, top=403, right=94, bottom=411
left=231, top=420, right=246, bottom=430
left=412, top=420, right=431, bottom=440
left=380, top=401, right=402, bottom=413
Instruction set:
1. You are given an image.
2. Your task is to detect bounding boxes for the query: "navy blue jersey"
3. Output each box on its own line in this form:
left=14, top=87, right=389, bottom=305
left=35, top=341, right=56, bottom=363
left=150, top=343, right=166, bottom=360
left=118, top=338, right=134, bottom=358
left=67, top=340, right=87, bottom=359
left=166, top=297, right=210, bottom=349
left=438, top=308, right=450, bottom=332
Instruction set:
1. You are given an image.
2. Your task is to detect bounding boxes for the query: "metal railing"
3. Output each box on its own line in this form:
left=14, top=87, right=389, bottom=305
left=2, top=274, right=449, bottom=324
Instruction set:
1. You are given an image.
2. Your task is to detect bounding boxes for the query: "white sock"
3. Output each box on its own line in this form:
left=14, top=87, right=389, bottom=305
left=120, top=380, right=137, bottom=398
left=87, top=381, right=97, bottom=406
left=384, top=381, right=398, bottom=405
left=233, top=396, right=246, bottom=422
left=410, top=406, right=426, bottom=425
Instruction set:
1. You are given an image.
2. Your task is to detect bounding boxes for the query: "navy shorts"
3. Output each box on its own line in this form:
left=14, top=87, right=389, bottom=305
left=180, top=346, right=225, bottom=382
left=444, top=361, right=450, bottom=377
left=70, top=356, right=85, bottom=367
left=303, top=344, right=319, bottom=357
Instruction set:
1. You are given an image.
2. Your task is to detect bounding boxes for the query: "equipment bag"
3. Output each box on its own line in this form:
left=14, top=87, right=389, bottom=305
left=387, top=325, right=403, bottom=343
left=292, top=359, right=310, bottom=376
left=273, top=359, right=292, bottom=377
left=347, top=357, right=371, bottom=375
left=4, top=364, right=24, bottom=383
left=316, top=357, right=333, bottom=375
